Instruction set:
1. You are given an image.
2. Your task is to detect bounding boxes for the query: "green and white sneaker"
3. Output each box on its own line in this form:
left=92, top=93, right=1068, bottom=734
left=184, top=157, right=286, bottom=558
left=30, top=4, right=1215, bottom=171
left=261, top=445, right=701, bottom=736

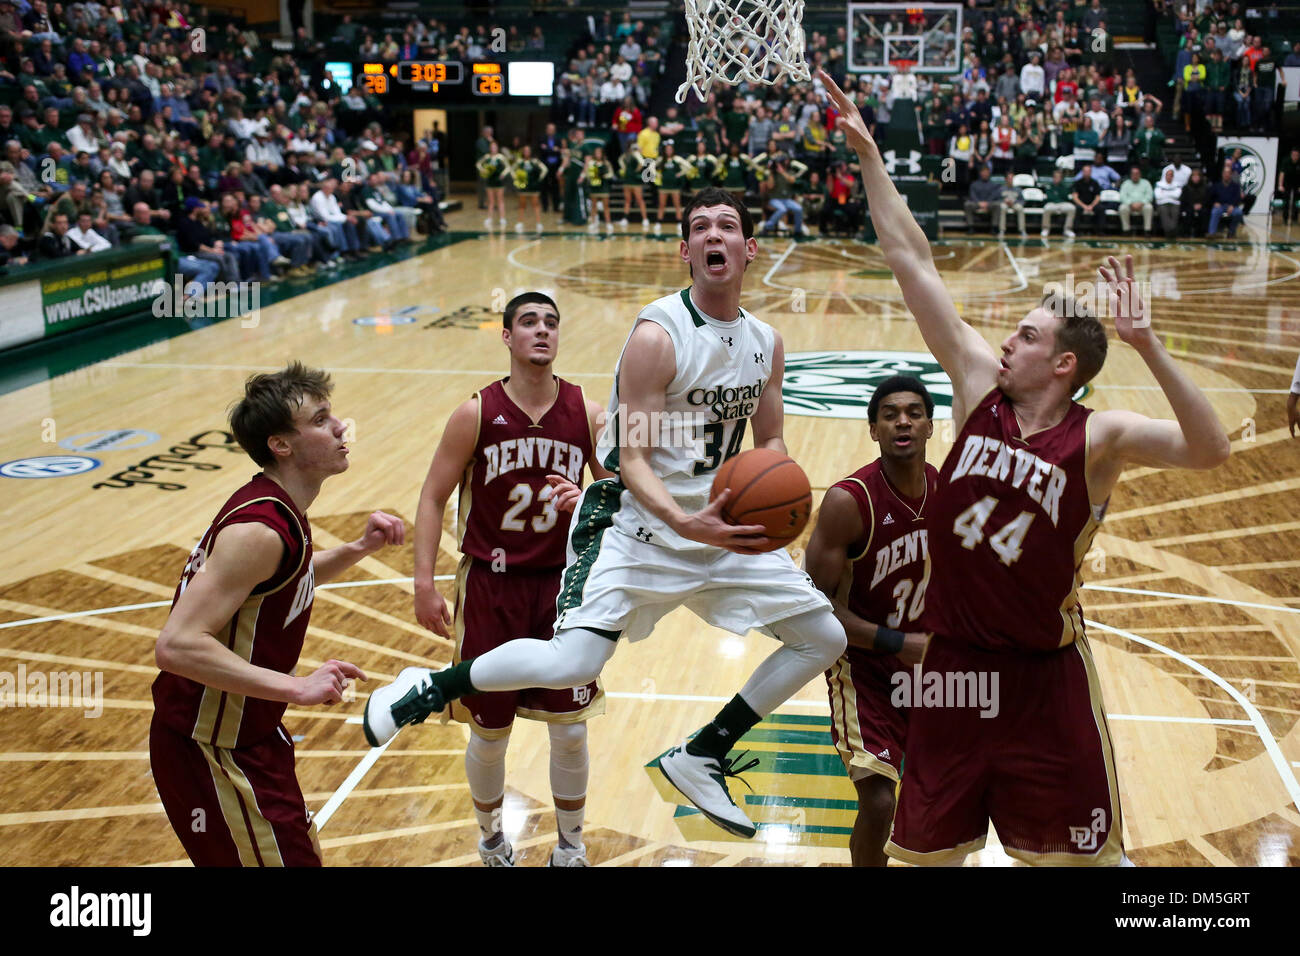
left=479, top=838, right=515, bottom=867
left=657, top=745, right=759, bottom=839
left=548, top=844, right=590, bottom=867
left=362, top=666, right=445, bottom=747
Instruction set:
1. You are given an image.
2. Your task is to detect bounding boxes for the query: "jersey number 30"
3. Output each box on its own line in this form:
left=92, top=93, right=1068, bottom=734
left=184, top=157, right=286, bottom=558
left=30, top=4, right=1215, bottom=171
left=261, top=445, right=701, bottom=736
left=952, top=495, right=1035, bottom=566
left=501, top=482, right=560, bottom=533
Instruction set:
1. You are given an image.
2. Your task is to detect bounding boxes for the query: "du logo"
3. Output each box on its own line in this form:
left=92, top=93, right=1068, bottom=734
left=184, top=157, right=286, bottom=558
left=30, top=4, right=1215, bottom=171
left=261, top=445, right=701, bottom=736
left=882, top=149, right=922, bottom=175
left=572, top=685, right=592, bottom=706
left=284, top=564, right=315, bottom=627
left=1069, top=807, right=1108, bottom=851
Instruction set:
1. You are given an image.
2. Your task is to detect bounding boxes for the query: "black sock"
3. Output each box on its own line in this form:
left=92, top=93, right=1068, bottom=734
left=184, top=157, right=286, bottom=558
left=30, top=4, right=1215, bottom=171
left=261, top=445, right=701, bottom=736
left=432, top=661, right=478, bottom=701
left=686, top=694, right=761, bottom=760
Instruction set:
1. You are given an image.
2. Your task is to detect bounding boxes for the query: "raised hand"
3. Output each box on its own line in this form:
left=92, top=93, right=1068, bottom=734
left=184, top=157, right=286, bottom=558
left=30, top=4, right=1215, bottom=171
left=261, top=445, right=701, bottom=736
left=1098, top=253, right=1152, bottom=348
left=816, top=69, right=879, bottom=160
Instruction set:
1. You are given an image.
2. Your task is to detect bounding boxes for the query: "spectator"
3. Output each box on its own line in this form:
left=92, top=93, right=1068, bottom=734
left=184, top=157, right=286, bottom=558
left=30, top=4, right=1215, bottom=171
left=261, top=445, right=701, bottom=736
left=67, top=209, right=111, bottom=252
left=963, top=164, right=1002, bottom=232
left=1279, top=146, right=1300, bottom=225
left=1162, top=158, right=1191, bottom=190
left=996, top=171, right=1026, bottom=238
left=1118, top=166, right=1155, bottom=235
left=1207, top=166, right=1243, bottom=238
left=747, top=105, right=775, bottom=158
left=949, top=123, right=974, bottom=191
left=38, top=211, right=81, bottom=258
left=1020, top=51, right=1046, bottom=99
left=309, top=178, right=363, bottom=259
left=1253, top=46, right=1278, bottom=133
left=1041, top=167, right=1077, bottom=238
left=1180, top=168, right=1208, bottom=238
left=1071, top=163, right=1105, bottom=233
left=0, top=224, right=29, bottom=271
left=758, top=152, right=809, bottom=238
left=1154, top=167, right=1182, bottom=239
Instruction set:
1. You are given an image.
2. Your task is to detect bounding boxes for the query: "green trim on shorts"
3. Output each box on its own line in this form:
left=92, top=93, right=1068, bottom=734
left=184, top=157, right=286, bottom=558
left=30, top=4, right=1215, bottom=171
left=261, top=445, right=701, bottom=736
left=557, top=479, right=624, bottom=617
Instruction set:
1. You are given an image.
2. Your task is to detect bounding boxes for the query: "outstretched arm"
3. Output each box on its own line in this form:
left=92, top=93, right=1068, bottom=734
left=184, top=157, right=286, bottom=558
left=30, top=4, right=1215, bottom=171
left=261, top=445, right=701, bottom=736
left=819, top=70, right=999, bottom=418
left=1090, top=255, right=1231, bottom=486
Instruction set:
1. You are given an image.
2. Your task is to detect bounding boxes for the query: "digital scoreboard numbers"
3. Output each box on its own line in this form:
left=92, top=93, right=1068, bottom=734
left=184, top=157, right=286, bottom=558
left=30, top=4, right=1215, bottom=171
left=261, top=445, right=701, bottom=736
left=358, top=61, right=500, bottom=97
left=471, top=63, right=504, bottom=96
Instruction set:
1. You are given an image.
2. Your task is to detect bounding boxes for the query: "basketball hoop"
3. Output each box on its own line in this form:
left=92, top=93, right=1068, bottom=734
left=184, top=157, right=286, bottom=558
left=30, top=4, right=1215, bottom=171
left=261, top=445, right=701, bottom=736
left=676, top=0, right=810, bottom=104
left=892, top=59, right=916, bottom=73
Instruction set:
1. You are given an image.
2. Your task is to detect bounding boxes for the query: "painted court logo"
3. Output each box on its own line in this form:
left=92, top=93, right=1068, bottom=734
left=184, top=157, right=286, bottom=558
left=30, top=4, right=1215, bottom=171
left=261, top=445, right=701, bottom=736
left=782, top=351, right=954, bottom=420
left=782, top=351, right=1089, bottom=420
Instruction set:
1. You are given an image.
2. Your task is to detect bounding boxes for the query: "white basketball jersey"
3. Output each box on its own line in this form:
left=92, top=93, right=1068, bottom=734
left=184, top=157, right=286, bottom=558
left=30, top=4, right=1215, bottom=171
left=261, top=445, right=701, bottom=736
left=597, top=288, right=776, bottom=551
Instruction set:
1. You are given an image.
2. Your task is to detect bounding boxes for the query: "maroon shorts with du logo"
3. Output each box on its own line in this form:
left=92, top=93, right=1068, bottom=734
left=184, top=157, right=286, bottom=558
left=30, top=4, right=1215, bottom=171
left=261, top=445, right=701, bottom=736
left=885, top=633, right=1124, bottom=866
left=451, top=556, right=604, bottom=737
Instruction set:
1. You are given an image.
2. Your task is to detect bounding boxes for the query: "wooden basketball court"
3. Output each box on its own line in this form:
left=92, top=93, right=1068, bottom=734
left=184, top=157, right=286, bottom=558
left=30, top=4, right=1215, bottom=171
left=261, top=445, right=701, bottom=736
left=2, top=207, right=1298, bottom=866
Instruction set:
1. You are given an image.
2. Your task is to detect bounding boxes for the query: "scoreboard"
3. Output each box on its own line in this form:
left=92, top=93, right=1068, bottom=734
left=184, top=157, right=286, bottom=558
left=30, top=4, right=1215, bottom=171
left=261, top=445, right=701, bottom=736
left=327, top=61, right=550, bottom=103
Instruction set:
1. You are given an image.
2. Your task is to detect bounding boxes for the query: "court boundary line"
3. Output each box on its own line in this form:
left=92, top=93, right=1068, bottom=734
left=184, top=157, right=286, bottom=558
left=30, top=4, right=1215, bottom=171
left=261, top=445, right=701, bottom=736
left=1087, top=619, right=1300, bottom=815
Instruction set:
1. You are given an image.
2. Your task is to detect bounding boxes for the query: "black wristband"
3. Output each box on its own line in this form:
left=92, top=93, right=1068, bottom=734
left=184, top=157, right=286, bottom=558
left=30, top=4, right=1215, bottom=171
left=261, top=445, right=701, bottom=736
left=874, top=626, right=905, bottom=654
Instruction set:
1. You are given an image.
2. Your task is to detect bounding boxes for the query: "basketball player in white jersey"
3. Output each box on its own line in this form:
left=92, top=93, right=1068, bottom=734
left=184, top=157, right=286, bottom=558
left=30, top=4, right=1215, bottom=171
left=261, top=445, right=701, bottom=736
left=365, top=187, right=847, bottom=840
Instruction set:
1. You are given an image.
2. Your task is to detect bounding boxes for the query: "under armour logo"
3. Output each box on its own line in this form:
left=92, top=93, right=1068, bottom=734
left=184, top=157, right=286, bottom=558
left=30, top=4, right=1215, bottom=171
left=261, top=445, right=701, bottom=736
left=882, top=149, right=923, bottom=175
left=754, top=352, right=764, bottom=364
left=635, top=527, right=653, bottom=542
left=720, top=335, right=734, bottom=347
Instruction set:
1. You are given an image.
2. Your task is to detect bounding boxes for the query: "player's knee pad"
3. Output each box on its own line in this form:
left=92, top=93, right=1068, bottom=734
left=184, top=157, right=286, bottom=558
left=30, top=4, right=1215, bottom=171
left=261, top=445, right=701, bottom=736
left=777, top=608, right=847, bottom=663
left=465, top=730, right=510, bottom=766
left=547, top=627, right=616, bottom=687
left=464, top=731, right=510, bottom=802
left=547, top=721, right=588, bottom=754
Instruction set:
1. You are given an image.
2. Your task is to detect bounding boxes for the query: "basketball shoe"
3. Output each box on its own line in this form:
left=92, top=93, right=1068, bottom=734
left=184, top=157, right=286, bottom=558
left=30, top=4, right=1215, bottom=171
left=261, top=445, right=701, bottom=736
left=362, top=666, right=445, bottom=746
left=548, top=844, right=589, bottom=867
left=479, top=838, right=516, bottom=867
left=657, top=745, right=757, bottom=838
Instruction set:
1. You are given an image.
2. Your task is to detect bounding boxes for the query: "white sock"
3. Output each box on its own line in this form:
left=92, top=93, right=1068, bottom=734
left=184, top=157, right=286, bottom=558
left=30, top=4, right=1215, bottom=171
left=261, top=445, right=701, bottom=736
left=465, top=732, right=509, bottom=845
left=549, top=722, right=589, bottom=850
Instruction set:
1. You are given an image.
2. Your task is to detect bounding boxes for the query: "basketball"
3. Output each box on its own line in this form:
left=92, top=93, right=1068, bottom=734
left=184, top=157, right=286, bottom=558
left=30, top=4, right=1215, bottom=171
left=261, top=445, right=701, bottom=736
left=710, top=448, right=812, bottom=551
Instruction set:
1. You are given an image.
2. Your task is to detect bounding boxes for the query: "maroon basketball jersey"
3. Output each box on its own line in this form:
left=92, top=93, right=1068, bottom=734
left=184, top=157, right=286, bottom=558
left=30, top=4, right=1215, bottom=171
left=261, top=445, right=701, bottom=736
left=833, top=459, right=940, bottom=640
left=152, top=473, right=315, bottom=748
left=458, top=378, right=594, bottom=570
left=921, top=388, right=1103, bottom=652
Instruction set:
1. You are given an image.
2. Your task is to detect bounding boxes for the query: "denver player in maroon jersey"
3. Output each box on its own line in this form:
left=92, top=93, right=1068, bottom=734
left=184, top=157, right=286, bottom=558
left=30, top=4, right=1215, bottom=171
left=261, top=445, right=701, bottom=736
left=150, top=363, right=405, bottom=866
left=805, top=375, right=938, bottom=867
left=411, top=292, right=610, bottom=867
left=824, top=70, right=1230, bottom=866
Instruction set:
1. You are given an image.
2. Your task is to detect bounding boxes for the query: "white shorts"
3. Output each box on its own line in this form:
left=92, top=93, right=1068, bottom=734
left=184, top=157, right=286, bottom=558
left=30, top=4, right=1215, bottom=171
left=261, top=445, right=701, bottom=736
left=554, top=479, right=831, bottom=642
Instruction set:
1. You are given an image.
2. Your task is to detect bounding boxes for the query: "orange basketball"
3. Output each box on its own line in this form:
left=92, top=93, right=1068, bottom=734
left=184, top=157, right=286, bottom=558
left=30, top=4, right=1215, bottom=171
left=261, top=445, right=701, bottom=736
left=710, top=448, right=812, bottom=552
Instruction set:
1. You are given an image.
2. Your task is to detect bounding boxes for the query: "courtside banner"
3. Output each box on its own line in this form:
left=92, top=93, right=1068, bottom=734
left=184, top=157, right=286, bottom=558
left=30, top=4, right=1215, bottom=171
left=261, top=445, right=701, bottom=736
left=1215, top=135, right=1278, bottom=213
left=39, top=253, right=169, bottom=339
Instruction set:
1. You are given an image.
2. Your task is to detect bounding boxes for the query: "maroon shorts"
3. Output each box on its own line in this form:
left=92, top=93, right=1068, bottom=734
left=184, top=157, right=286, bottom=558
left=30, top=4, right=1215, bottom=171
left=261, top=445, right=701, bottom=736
left=825, top=647, right=907, bottom=782
left=886, top=634, right=1124, bottom=866
left=451, top=556, right=603, bottom=738
left=149, top=715, right=320, bottom=867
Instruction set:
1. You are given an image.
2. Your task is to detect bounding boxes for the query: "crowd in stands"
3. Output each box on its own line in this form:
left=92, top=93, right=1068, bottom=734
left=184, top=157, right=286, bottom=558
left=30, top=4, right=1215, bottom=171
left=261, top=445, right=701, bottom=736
left=474, top=0, right=1294, bottom=239
left=0, top=0, right=448, bottom=297
left=1, top=0, right=1294, bottom=289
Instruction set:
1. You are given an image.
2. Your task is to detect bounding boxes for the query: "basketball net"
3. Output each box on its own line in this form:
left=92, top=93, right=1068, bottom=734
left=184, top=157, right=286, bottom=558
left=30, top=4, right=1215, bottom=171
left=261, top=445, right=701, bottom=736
left=676, top=0, right=810, bottom=103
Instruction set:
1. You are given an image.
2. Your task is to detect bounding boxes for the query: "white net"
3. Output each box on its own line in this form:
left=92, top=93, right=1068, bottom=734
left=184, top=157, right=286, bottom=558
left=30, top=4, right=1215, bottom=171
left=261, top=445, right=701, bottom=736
left=676, top=0, right=810, bottom=103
